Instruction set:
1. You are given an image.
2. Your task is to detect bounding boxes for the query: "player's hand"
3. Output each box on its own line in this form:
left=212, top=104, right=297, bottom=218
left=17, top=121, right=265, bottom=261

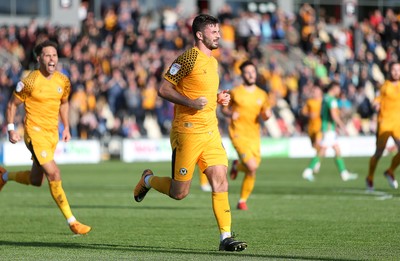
left=8, top=131, right=21, bottom=144
left=217, top=90, right=230, bottom=106
left=192, top=97, right=208, bottom=110
left=260, top=109, right=272, bottom=121
left=62, top=129, right=71, bottom=142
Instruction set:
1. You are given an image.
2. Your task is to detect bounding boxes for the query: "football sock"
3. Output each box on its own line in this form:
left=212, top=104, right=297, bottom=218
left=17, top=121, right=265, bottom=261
left=308, top=156, right=320, bottom=169
left=388, top=152, right=400, bottom=174
left=368, top=156, right=378, bottom=179
left=149, top=176, right=171, bottom=196
left=240, top=174, right=255, bottom=202
left=7, top=170, right=31, bottom=185
left=335, top=157, right=346, bottom=173
left=212, top=192, right=231, bottom=239
left=199, top=172, right=209, bottom=186
left=49, top=180, right=74, bottom=220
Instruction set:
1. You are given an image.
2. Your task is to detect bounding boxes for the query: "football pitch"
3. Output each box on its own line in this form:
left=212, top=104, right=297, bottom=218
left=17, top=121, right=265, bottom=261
left=0, top=157, right=399, bottom=260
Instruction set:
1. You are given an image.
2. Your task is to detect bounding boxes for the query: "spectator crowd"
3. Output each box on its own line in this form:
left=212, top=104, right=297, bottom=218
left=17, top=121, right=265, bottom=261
left=0, top=1, right=399, bottom=140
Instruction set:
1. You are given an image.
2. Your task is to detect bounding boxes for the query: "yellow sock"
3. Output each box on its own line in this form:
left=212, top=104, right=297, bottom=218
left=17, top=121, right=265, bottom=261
left=8, top=170, right=31, bottom=185
left=388, top=153, right=400, bottom=174
left=149, top=176, right=171, bottom=196
left=199, top=172, right=209, bottom=186
left=240, top=174, right=256, bottom=202
left=49, top=181, right=74, bottom=220
left=368, top=156, right=378, bottom=180
left=212, top=192, right=231, bottom=234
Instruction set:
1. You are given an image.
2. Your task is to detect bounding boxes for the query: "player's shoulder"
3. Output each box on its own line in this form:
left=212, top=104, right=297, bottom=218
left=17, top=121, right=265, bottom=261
left=176, top=47, right=200, bottom=63
left=22, top=70, right=40, bottom=81
left=20, top=70, right=40, bottom=88
left=54, top=71, right=69, bottom=81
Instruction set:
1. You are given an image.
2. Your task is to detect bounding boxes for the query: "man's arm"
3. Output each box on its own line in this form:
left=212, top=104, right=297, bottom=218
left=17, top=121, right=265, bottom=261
left=158, top=80, right=208, bottom=110
left=330, top=107, right=345, bottom=131
left=59, top=99, right=71, bottom=142
left=6, top=95, right=23, bottom=144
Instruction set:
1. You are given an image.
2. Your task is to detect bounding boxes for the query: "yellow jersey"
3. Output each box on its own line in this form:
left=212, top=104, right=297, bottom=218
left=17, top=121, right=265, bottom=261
left=164, top=47, right=219, bottom=133
left=302, top=98, right=322, bottom=135
left=377, top=80, right=400, bottom=130
left=14, top=70, right=70, bottom=133
left=228, top=85, right=269, bottom=141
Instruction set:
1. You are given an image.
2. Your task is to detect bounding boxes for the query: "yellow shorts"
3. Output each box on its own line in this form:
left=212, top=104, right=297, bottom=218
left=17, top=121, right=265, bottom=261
left=25, top=128, right=58, bottom=165
left=170, top=130, right=228, bottom=182
left=376, top=124, right=400, bottom=150
left=309, top=131, right=322, bottom=147
left=230, top=136, right=261, bottom=166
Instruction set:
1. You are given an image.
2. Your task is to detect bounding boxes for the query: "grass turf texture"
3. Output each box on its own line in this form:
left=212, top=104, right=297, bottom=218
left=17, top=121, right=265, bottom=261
left=0, top=157, right=399, bottom=260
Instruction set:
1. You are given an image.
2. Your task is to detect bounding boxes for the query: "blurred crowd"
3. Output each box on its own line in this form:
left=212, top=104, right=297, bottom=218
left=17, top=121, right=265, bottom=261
left=0, top=0, right=399, bottom=140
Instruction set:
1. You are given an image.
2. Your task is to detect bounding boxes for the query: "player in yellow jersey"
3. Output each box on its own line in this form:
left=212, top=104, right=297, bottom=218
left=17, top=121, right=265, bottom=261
left=222, top=61, right=271, bottom=211
left=0, top=40, right=91, bottom=235
left=133, top=14, right=247, bottom=251
left=301, top=84, right=323, bottom=175
left=366, top=61, right=400, bottom=191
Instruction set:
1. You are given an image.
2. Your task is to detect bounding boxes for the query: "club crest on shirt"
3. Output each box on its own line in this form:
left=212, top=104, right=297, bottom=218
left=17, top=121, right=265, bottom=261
left=57, top=86, right=63, bottom=93
left=41, top=150, right=47, bottom=158
left=16, top=81, right=24, bottom=92
left=169, top=63, right=181, bottom=75
left=179, top=168, right=188, bottom=176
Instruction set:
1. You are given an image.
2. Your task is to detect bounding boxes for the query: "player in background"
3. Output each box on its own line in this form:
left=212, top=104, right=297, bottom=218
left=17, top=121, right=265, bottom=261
left=301, top=84, right=323, bottom=175
left=0, top=40, right=91, bottom=235
left=133, top=14, right=247, bottom=251
left=302, top=81, right=358, bottom=182
left=222, top=60, right=271, bottom=211
left=366, top=61, right=400, bottom=191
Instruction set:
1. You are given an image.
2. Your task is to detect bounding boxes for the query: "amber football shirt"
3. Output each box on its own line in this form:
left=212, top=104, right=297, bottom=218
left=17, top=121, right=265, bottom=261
left=377, top=80, right=400, bottom=130
left=228, top=85, right=269, bottom=141
left=14, top=70, right=71, bottom=133
left=303, top=98, right=322, bottom=135
left=164, top=47, right=219, bottom=133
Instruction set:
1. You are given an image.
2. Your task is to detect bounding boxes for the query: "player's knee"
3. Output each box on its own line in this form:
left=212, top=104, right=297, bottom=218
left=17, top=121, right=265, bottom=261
left=170, top=191, right=188, bottom=200
left=374, top=149, right=384, bottom=158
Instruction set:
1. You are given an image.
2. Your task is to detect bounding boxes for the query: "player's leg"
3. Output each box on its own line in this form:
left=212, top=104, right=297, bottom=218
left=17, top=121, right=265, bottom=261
left=134, top=131, right=198, bottom=200
left=303, top=132, right=324, bottom=181
left=201, top=131, right=246, bottom=251
left=237, top=157, right=258, bottom=210
left=1, top=138, right=48, bottom=191
left=367, top=131, right=389, bottom=190
left=41, top=160, right=91, bottom=234
left=0, top=167, right=32, bottom=191
left=384, top=135, right=400, bottom=189
left=332, top=143, right=358, bottom=181
left=311, top=132, right=323, bottom=173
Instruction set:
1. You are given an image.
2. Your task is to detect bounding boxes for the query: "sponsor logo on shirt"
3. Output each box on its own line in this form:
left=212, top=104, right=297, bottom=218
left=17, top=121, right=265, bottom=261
left=16, top=81, right=24, bottom=92
left=169, top=63, right=181, bottom=75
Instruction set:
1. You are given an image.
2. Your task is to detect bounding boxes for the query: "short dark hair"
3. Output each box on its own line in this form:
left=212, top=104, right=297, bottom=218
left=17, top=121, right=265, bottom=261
left=239, top=60, right=255, bottom=73
left=192, top=14, right=219, bottom=40
left=34, top=40, right=58, bottom=57
left=326, top=80, right=340, bottom=91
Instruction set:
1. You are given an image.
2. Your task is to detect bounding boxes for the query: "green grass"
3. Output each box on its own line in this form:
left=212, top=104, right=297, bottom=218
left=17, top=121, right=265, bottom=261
left=1, top=157, right=399, bottom=260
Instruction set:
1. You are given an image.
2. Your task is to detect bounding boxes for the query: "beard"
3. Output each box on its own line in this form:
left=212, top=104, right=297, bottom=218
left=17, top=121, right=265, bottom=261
left=203, top=37, right=219, bottom=50
left=243, top=78, right=256, bottom=86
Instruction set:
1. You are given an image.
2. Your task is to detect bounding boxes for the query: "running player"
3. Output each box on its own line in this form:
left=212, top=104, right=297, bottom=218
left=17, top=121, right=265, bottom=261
left=0, top=40, right=91, bottom=235
left=223, top=60, right=271, bottom=210
left=133, top=14, right=247, bottom=251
